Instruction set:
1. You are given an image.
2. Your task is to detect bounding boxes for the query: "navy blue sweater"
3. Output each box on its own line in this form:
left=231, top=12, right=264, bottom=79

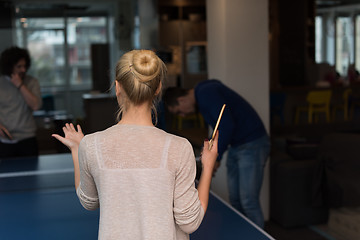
left=195, top=80, right=267, bottom=161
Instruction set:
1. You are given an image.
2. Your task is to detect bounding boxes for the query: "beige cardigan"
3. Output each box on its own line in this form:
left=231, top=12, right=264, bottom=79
left=76, top=124, right=204, bottom=240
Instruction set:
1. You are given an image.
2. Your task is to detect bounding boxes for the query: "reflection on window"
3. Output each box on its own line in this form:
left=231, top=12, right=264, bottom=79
left=336, top=17, right=354, bottom=76
left=315, top=16, right=323, bottom=63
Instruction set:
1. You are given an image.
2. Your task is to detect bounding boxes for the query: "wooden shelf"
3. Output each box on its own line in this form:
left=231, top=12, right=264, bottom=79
left=158, top=0, right=207, bottom=88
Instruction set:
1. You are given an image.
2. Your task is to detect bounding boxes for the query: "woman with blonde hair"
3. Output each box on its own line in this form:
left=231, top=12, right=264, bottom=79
left=53, top=49, right=218, bottom=240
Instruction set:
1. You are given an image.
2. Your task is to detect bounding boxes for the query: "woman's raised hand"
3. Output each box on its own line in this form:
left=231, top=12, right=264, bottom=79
left=201, top=130, right=219, bottom=172
left=52, top=123, right=84, bottom=151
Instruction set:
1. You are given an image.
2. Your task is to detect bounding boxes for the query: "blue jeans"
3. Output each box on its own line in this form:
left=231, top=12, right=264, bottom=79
left=226, top=135, right=270, bottom=228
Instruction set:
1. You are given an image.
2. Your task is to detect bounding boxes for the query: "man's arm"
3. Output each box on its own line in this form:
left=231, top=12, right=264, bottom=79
left=11, top=74, right=42, bottom=110
left=18, top=84, right=42, bottom=110
left=197, top=87, right=235, bottom=161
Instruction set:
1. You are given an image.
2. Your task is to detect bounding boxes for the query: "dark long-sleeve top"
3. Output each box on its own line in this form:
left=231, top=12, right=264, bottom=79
left=194, top=79, right=267, bottom=161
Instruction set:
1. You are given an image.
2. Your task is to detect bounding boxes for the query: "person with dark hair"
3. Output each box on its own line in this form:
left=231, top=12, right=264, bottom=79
left=52, top=50, right=219, bottom=239
left=0, top=46, right=42, bottom=158
left=163, top=79, right=270, bottom=228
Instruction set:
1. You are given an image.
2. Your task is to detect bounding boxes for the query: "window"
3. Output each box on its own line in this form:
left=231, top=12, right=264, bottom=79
left=336, top=16, right=354, bottom=76
left=67, top=17, right=108, bottom=89
left=356, top=15, right=360, bottom=71
left=325, top=17, right=335, bottom=66
left=16, top=15, right=109, bottom=118
left=17, top=16, right=108, bottom=89
left=16, top=18, right=66, bottom=87
left=315, top=16, right=323, bottom=63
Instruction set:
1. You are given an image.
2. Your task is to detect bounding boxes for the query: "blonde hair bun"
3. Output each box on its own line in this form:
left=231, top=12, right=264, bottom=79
left=131, top=50, right=160, bottom=82
left=115, top=49, right=167, bottom=123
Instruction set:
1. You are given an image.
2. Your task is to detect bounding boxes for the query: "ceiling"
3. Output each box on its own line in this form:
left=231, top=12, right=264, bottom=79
left=11, top=0, right=360, bottom=15
left=14, top=2, right=114, bottom=17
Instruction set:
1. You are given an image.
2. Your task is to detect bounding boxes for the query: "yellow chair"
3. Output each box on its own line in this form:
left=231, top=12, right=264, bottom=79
left=332, top=88, right=351, bottom=121
left=295, top=90, right=332, bottom=124
left=172, top=113, right=205, bottom=130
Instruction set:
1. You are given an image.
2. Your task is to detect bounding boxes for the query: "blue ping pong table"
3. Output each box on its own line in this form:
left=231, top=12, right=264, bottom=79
left=0, top=154, right=274, bottom=240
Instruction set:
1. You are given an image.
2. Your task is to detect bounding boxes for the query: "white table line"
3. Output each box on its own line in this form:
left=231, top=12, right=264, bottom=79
left=0, top=168, right=74, bottom=178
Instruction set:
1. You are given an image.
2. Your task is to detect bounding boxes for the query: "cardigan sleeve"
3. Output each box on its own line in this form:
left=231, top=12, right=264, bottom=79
left=173, top=139, right=205, bottom=233
left=76, top=135, right=99, bottom=210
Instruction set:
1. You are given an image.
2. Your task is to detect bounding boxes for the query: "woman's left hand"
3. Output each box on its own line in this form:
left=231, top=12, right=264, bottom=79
left=52, top=123, right=84, bottom=151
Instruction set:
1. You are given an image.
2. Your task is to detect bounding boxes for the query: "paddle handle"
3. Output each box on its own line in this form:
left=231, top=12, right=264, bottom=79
left=208, top=104, right=226, bottom=150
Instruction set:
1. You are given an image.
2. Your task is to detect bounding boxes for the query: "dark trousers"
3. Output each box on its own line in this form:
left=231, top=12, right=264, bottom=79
left=0, top=137, right=38, bottom=159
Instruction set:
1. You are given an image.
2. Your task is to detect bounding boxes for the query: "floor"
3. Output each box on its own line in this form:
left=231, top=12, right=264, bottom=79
left=264, top=221, right=332, bottom=240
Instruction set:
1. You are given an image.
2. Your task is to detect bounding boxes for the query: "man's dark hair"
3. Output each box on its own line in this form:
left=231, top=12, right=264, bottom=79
left=163, top=87, right=189, bottom=107
left=0, top=46, right=31, bottom=76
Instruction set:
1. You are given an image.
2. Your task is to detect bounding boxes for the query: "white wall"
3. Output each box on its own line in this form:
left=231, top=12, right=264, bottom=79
left=206, top=0, right=270, bottom=220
